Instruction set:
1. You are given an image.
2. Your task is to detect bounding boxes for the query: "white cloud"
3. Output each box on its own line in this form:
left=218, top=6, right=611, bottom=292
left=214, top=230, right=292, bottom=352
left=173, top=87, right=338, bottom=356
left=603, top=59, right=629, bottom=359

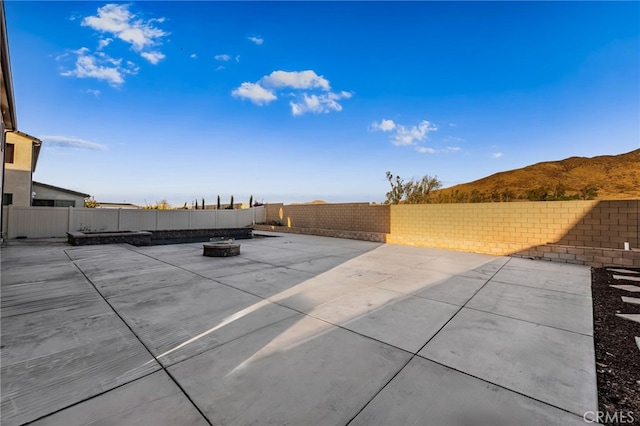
left=370, top=119, right=396, bottom=132
left=232, top=70, right=351, bottom=115
left=290, top=91, right=352, bottom=116
left=61, top=4, right=167, bottom=86
left=40, top=135, right=107, bottom=150
left=60, top=47, right=138, bottom=86
left=235, top=55, right=241, bottom=62
left=415, top=147, right=436, bottom=154
left=416, top=146, right=461, bottom=154
left=248, top=36, right=264, bottom=45
left=97, top=37, right=112, bottom=49
left=391, top=120, right=437, bottom=146
left=190, top=53, right=197, bottom=59
left=67, top=54, right=123, bottom=86
left=262, top=70, right=330, bottom=91
left=491, top=152, right=504, bottom=158
left=231, top=82, right=277, bottom=105
left=372, top=118, right=460, bottom=154
left=140, top=51, right=165, bottom=65
left=81, top=4, right=167, bottom=63
left=215, top=54, right=230, bottom=61
left=216, top=65, right=225, bottom=71
left=86, top=89, right=101, bottom=96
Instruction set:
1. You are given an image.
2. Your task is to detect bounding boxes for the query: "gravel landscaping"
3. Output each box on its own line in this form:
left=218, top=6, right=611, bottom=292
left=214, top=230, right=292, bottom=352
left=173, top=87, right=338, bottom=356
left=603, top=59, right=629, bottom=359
left=591, top=267, right=640, bottom=423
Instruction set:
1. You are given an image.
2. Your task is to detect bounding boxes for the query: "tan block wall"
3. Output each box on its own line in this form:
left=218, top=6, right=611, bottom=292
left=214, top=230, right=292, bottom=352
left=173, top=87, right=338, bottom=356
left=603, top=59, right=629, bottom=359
left=265, top=203, right=390, bottom=234
left=554, top=200, right=639, bottom=249
left=261, top=200, right=639, bottom=266
left=512, top=244, right=640, bottom=268
left=253, top=224, right=386, bottom=243
left=265, top=203, right=284, bottom=223
left=388, top=200, right=638, bottom=255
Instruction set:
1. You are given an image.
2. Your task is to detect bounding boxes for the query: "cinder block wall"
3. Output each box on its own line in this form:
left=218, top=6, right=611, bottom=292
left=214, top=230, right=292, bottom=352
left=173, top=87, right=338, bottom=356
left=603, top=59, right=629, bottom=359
left=265, top=202, right=390, bottom=233
left=261, top=200, right=639, bottom=266
left=265, top=203, right=284, bottom=223
left=388, top=200, right=638, bottom=257
left=554, top=200, right=638, bottom=249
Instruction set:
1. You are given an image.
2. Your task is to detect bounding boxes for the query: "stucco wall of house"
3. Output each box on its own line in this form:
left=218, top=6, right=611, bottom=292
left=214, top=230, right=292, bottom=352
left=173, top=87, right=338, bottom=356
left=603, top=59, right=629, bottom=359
left=5, top=132, right=34, bottom=172
left=4, top=132, right=36, bottom=206
left=3, top=169, right=31, bottom=206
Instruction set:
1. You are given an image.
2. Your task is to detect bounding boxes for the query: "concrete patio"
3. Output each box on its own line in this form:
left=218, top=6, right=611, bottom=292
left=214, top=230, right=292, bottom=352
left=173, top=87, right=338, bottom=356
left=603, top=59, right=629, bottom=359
left=1, top=232, right=596, bottom=425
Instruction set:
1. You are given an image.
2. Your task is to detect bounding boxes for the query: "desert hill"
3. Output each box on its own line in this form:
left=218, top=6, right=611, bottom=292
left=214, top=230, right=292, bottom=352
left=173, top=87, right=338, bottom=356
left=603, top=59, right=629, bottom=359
left=436, top=148, right=640, bottom=201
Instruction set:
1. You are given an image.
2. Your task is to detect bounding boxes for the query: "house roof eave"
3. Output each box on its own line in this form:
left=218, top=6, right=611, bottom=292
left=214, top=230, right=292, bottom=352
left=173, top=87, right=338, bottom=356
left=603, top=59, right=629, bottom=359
left=32, top=181, right=91, bottom=199
left=0, top=0, right=16, bottom=131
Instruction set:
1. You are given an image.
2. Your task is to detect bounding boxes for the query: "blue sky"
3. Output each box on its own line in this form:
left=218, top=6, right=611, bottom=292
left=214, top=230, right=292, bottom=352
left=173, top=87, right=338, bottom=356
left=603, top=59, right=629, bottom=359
left=5, top=1, right=639, bottom=206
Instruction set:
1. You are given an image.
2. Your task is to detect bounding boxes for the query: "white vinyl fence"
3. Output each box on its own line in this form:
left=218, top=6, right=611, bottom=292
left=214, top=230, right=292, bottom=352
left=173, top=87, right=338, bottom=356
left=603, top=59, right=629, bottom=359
left=2, top=206, right=266, bottom=239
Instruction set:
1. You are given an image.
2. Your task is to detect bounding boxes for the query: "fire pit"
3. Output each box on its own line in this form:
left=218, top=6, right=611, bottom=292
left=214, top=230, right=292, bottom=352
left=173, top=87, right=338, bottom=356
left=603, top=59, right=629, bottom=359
left=203, top=239, right=241, bottom=257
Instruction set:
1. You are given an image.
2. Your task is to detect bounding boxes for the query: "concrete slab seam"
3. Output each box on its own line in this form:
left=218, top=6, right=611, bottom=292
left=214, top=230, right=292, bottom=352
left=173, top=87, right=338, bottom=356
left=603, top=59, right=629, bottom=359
left=91, top=245, right=367, bottom=371
left=345, top=257, right=513, bottom=425
left=419, top=258, right=598, bottom=419
left=462, top=306, right=594, bottom=337
left=303, top=313, right=414, bottom=356
left=125, top=243, right=315, bottom=294
left=21, top=369, right=160, bottom=425
left=67, top=245, right=311, bottom=368
left=159, top=297, right=418, bottom=381
left=122, top=243, right=399, bottom=338
left=413, top=355, right=589, bottom=423
left=490, top=278, right=594, bottom=297
left=416, top=257, right=514, bottom=354
left=159, top=312, right=306, bottom=369
left=119, top=244, right=279, bottom=298
left=62, top=248, right=214, bottom=426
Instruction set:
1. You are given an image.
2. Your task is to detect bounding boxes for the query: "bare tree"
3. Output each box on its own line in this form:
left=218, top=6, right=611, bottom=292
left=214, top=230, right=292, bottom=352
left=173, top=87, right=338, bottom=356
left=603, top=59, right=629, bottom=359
left=385, top=172, right=442, bottom=204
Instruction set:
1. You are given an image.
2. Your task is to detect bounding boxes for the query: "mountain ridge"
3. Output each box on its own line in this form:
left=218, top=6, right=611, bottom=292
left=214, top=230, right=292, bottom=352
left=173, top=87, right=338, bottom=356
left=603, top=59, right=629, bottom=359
left=436, top=148, right=640, bottom=201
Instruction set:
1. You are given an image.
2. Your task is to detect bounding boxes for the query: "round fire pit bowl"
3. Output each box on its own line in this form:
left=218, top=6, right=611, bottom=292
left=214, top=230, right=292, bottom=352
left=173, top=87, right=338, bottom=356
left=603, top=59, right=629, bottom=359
left=203, top=240, right=241, bottom=257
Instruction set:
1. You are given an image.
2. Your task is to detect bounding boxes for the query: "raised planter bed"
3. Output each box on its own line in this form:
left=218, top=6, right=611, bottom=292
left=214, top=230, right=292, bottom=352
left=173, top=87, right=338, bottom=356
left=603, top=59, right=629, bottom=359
left=67, top=231, right=152, bottom=246
left=150, top=228, right=252, bottom=245
left=67, top=228, right=253, bottom=247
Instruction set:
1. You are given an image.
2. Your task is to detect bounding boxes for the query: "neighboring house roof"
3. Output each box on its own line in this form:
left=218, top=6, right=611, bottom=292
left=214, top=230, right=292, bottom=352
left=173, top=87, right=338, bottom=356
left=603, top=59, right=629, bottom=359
left=12, top=130, right=42, bottom=171
left=0, top=0, right=16, bottom=131
left=96, top=202, right=140, bottom=209
left=32, top=181, right=91, bottom=198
